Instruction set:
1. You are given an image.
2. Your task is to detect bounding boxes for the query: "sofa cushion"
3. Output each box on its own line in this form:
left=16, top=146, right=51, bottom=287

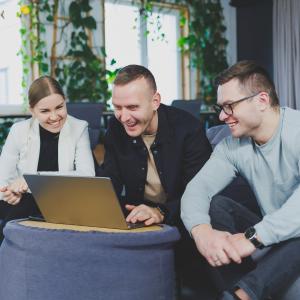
left=206, top=124, right=231, bottom=149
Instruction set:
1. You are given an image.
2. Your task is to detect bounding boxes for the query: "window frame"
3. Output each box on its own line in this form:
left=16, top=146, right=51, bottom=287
left=103, top=0, right=190, bottom=100
left=0, top=0, right=190, bottom=114
left=0, top=0, right=24, bottom=113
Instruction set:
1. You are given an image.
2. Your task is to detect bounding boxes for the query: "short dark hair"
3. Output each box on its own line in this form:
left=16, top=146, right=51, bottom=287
left=28, top=76, right=65, bottom=108
left=215, top=60, right=279, bottom=107
left=114, top=65, right=157, bottom=92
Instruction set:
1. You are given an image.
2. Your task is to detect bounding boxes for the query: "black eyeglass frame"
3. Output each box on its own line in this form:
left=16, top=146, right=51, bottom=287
left=213, top=92, right=261, bottom=116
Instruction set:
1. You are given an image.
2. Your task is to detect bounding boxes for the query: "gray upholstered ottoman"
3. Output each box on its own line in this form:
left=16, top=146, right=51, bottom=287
left=0, top=220, right=180, bottom=300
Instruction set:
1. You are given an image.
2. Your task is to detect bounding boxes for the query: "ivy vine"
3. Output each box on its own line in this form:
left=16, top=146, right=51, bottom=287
left=53, top=0, right=111, bottom=105
left=18, top=1, right=49, bottom=103
left=135, top=0, right=228, bottom=104
left=137, top=1, right=166, bottom=42
left=18, top=0, right=113, bottom=107
left=18, top=0, right=227, bottom=106
left=176, top=0, right=228, bottom=103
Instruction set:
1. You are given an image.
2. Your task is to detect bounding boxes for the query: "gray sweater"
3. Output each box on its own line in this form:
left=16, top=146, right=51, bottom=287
left=181, top=107, right=300, bottom=246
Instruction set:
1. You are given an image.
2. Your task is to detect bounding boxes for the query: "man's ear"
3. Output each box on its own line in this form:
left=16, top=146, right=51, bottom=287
left=152, top=92, right=161, bottom=111
left=257, top=91, right=270, bottom=111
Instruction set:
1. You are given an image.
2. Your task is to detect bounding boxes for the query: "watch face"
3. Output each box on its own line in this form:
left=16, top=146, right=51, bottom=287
left=244, top=226, right=263, bottom=249
left=245, top=227, right=256, bottom=239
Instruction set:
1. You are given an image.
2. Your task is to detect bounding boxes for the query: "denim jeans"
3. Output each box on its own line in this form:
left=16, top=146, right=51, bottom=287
left=209, top=195, right=300, bottom=300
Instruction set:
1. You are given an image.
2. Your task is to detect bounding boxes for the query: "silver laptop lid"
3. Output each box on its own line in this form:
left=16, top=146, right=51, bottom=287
left=23, top=174, right=130, bottom=230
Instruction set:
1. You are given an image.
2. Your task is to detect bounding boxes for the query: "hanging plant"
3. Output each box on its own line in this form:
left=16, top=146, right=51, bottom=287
left=54, top=0, right=111, bottom=105
left=177, top=0, right=228, bottom=103
left=136, top=0, right=167, bottom=42
left=18, top=0, right=227, bottom=107
left=17, top=0, right=49, bottom=104
left=18, top=0, right=112, bottom=107
left=137, top=0, right=228, bottom=104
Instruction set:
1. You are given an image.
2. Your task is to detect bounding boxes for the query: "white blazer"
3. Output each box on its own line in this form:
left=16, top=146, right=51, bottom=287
left=0, top=115, right=95, bottom=199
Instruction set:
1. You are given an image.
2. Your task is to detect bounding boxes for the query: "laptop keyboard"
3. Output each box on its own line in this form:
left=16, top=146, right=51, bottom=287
left=126, top=222, right=145, bottom=229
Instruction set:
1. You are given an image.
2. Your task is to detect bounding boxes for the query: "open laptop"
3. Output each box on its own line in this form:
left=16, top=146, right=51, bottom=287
left=23, top=174, right=143, bottom=230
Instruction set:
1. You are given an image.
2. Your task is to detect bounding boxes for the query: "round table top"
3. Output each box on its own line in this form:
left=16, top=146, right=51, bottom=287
left=19, top=220, right=163, bottom=233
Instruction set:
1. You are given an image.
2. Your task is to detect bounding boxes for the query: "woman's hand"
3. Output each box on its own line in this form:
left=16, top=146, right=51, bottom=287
left=8, top=177, right=28, bottom=194
left=0, top=186, right=22, bottom=205
left=0, top=178, right=28, bottom=205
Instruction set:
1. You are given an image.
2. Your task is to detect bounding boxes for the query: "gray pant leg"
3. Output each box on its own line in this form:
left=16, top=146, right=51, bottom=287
left=210, top=195, right=300, bottom=300
left=238, top=238, right=300, bottom=300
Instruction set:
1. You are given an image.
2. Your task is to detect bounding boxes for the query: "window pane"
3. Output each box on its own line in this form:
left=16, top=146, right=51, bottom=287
left=147, top=9, right=181, bottom=105
left=104, top=0, right=141, bottom=70
left=104, top=1, right=183, bottom=105
left=0, top=68, right=8, bottom=103
left=0, top=0, right=22, bottom=105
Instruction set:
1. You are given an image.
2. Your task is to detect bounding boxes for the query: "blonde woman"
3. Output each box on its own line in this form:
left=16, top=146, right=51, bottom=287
left=0, top=76, right=95, bottom=240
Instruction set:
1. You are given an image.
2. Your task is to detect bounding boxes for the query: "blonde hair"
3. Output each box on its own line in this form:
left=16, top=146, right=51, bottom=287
left=28, top=76, right=65, bottom=108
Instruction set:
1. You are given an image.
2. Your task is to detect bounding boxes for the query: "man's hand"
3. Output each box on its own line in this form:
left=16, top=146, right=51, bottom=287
left=191, top=224, right=242, bottom=267
left=125, top=204, right=164, bottom=226
left=227, top=233, right=256, bottom=258
left=0, top=186, right=22, bottom=205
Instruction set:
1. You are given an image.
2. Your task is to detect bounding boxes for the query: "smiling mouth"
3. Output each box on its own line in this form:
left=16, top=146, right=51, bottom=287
left=227, top=121, right=238, bottom=128
left=124, top=121, right=137, bottom=129
left=48, top=120, right=61, bottom=127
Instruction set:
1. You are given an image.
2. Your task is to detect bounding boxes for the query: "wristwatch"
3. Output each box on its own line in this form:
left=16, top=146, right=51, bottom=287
left=244, top=227, right=264, bottom=249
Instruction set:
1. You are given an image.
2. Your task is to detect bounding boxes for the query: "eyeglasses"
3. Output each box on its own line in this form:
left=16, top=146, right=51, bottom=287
left=213, top=92, right=261, bottom=116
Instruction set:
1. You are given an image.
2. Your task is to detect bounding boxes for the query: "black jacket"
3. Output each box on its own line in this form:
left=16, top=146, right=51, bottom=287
left=97, top=104, right=212, bottom=224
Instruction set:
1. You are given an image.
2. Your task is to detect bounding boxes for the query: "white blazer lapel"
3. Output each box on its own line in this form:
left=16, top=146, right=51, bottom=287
left=58, top=117, right=74, bottom=171
left=23, top=118, right=41, bottom=173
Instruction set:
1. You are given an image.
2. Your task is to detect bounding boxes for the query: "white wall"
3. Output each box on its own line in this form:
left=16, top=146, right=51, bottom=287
left=221, top=0, right=237, bottom=66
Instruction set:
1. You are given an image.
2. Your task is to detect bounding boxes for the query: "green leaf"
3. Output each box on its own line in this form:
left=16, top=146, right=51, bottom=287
left=69, top=1, right=82, bottom=27
left=100, top=46, right=107, bottom=57
left=59, top=78, right=66, bottom=87
left=41, top=63, right=49, bottom=73
left=179, top=15, right=186, bottom=27
left=82, top=16, right=97, bottom=29
left=55, top=67, right=61, bottom=76
left=20, top=28, right=27, bottom=36
left=71, top=61, right=81, bottom=69
left=79, top=31, right=88, bottom=41
left=81, top=0, right=92, bottom=12
left=46, top=15, right=54, bottom=22
left=43, top=3, right=51, bottom=12
left=177, top=37, right=186, bottom=48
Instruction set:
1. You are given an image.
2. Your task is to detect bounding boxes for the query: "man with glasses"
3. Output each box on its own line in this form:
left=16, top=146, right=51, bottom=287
left=181, top=60, right=300, bottom=300
left=213, top=92, right=261, bottom=116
